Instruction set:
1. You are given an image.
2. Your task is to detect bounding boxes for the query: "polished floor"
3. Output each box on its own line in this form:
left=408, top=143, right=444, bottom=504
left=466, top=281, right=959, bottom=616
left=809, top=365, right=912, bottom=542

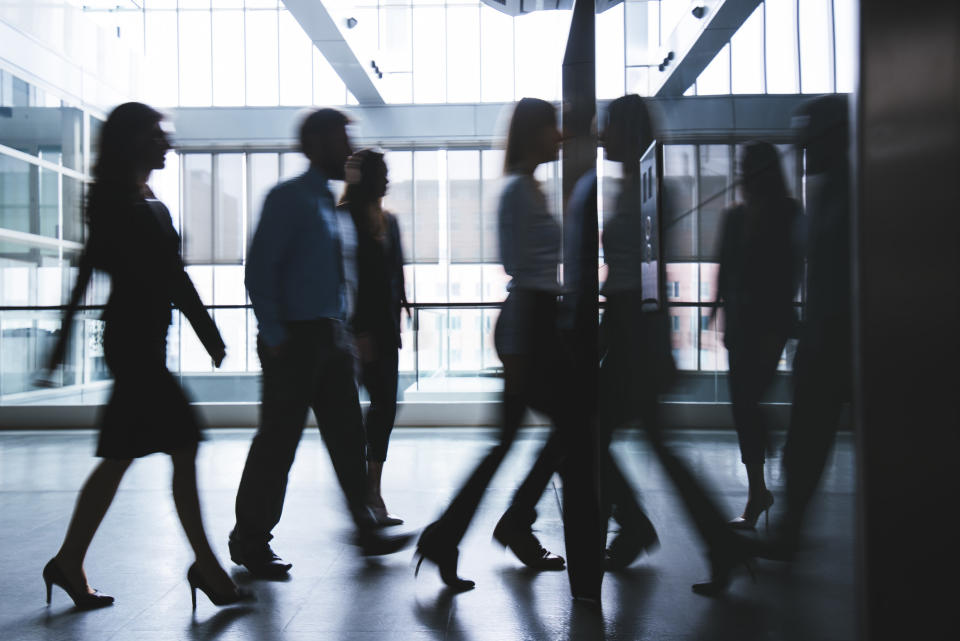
left=0, top=428, right=855, bottom=641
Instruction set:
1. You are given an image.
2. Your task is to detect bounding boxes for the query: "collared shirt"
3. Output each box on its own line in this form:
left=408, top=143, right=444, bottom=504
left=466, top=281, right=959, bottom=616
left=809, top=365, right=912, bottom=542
left=245, top=166, right=345, bottom=347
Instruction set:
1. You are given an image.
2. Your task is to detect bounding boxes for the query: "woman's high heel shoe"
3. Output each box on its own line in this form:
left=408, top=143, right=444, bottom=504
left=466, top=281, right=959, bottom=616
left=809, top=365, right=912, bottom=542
left=43, top=559, right=114, bottom=610
left=414, top=524, right=475, bottom=592
left=729, top=489, right=775, bottom=532
left=691, top=535, right=758, bottom=597
left=187, top=563, right=254, bottom=611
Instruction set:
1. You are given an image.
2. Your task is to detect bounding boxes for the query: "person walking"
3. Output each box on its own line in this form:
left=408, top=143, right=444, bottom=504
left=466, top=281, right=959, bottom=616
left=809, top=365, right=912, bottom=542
left=339, top=149, right=410, bottom=526
left=229, top=110, right=412, bottom=579
left=42, top=102, right=249, bottom=611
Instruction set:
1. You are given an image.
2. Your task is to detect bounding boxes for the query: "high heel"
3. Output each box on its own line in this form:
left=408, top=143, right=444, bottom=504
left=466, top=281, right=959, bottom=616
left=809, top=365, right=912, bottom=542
left=187, top=563, right=254, bottom=611
left=691, top=536, right=758, bottom=597
left=729, top=489, right=775, bottom=532
left=414, top=524, right=475, bottom=592
left=42, top=559, right=114, bottom=610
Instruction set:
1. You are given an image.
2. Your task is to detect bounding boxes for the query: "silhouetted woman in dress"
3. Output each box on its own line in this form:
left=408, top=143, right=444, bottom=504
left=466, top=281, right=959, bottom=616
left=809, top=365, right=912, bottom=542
left=339, top=149, right=410, bottom=526
left=415, top=98, right=569, bottom=590
left=42, top=102, right=250, bottom=611
left=715, top=141, right=799, bottom=530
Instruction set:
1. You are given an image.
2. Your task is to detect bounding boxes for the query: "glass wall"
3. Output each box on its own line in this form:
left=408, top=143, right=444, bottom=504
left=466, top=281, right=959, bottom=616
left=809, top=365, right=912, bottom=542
left=0, top=66, right=99, bottom=402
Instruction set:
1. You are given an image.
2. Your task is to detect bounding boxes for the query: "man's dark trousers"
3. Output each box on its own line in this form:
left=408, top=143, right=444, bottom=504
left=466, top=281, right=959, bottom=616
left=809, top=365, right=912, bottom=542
left=233, top=319, right=368, bottom=545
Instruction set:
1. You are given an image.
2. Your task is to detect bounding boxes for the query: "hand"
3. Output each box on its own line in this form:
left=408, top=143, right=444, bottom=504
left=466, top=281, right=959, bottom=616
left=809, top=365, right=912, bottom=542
left=355, top=333, right=377, bottom=364
left=211, top=346, right=226, bottom=368
left=402, top=300, right=413, bottom=321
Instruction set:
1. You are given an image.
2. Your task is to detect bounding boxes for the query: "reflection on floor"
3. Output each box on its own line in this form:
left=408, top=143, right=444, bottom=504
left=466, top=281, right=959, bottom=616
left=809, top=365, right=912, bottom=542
left=0, top=428, right=855, bottom=641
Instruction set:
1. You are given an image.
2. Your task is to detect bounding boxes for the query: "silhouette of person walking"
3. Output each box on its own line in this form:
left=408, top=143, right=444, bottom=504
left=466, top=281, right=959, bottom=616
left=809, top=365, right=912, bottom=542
left=714, top=141, right=800, bottom=530
left=339, top=149, right=411, bottom=526
left=596, top=94, right=666, bottom=569
left=773, top=94, right=852, bottom=558
left=415, top=98, right=570, bottom=591
left=42, top=102, right=250, bottom=611
left=597, top=95, right=770, bottom=596
left=229, top=110, right=412, bottom=579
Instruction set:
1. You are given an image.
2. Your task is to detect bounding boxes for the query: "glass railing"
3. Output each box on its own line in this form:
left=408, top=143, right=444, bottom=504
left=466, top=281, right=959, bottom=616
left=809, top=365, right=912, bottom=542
left=0, top=300, right=796, bottom=407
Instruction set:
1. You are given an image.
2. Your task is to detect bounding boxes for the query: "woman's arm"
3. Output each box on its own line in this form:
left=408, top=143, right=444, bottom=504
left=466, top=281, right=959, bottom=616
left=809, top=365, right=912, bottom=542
left=43, top=250, right=94, bottom=375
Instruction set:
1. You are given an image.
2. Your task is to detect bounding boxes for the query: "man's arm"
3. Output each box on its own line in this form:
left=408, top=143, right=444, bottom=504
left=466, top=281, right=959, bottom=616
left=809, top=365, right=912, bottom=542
left=245, top=188, right=293, bottom=348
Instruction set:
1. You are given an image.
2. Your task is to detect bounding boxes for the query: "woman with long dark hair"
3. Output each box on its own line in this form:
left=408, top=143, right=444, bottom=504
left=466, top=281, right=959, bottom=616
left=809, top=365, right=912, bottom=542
left=339, top=148, right=409, bottom=526
left=715, top=142, right=799, bottom=530
left=42, top=102, right=250, bottom=611
left=414, top=98, right=569, bottom=591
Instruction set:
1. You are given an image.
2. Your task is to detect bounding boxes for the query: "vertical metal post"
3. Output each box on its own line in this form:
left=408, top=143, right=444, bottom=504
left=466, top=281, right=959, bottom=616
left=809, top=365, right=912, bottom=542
left=560, top=0, right=603, bottom=600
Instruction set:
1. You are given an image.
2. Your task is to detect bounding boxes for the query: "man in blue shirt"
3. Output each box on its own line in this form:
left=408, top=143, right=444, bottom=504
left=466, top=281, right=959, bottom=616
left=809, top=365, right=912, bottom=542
left=229, top=109, right=412, bottom=578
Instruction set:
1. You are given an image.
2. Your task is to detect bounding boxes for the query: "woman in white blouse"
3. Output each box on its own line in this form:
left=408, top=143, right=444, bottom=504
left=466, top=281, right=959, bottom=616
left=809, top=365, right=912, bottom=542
left=415, top=98, right=570, bottom=590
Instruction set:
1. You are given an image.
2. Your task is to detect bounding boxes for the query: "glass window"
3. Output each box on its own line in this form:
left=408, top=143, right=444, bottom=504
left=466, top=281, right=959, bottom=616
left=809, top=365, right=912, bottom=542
left=62, top=176, right=84, bottom=243
left=382, top=151, right=413, bottom=263
left=213, top=264, right=245, bottom=305
left=662, top=145, right=696, bottom=261
left=413, top=150, right=440, bottom=264
left=596, top=3, right=625, bottom=100
left=38, top=167, right=59, bottom=239
left=446, top=7, right=480, bottom=103
left=148, top=152, right=181, bottom=234
left=412, top=7, right=444, bottom=103
left=214, top=154, right=244, bottom=264
left=799, top=0, right=834, bottom=93
left=212, top=308, right=247, bottom=371
left=669, top=305, right=699, bottom=370
left=279, top=9, right=313, bottom=106
left=765, top=0, right=800, bottom=94
left=447, top=150, right=481, bottom=262
left=280, top=152, right=308, bottom=181
left=313, top=48, right=347, bottom=106
left=144, top=9, right=179, bottom=106
left=480, top=149, right=504, bottom=264
left=178, top=7, right=213, bottom=107
left=480, top=7, right=514, bottom=102
left=698, top=145, right=732, bottom=260
left=514, top=11, right=566, bottom=101
left=730, top=2, right=765, bottom=94
left=834, top=0, right=856, bottom=93
left=696, top=43, right=731, bottom=95
left=245, top=7, right=279, bottom=106
left=0, top=155, right=31, bottom=234
left=247, top=152, right=279, bottom=243
left=212, top=8, right=245, bottom=106
left=182, top=153, right=213, bottom=264
left=625, top=0, right=651, bottom=68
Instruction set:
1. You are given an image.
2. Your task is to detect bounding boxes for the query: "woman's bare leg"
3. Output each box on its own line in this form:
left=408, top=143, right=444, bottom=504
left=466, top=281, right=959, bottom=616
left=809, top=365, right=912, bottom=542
left=54, top=458, right=132, bottom=592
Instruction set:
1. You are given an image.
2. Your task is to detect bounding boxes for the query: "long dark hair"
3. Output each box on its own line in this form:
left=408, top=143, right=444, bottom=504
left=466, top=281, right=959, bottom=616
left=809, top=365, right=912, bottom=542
left=339, top=148, right=388, bottom=239
left=87, top=102, right=164, bottom=223
left=503, top=98, right=557, bottom=174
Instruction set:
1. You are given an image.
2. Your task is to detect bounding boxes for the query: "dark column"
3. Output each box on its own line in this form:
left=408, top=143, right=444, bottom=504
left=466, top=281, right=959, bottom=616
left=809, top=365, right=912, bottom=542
left=856, top=1, right=959, bottom=638
left=560, top=0, right=603, bottom=600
